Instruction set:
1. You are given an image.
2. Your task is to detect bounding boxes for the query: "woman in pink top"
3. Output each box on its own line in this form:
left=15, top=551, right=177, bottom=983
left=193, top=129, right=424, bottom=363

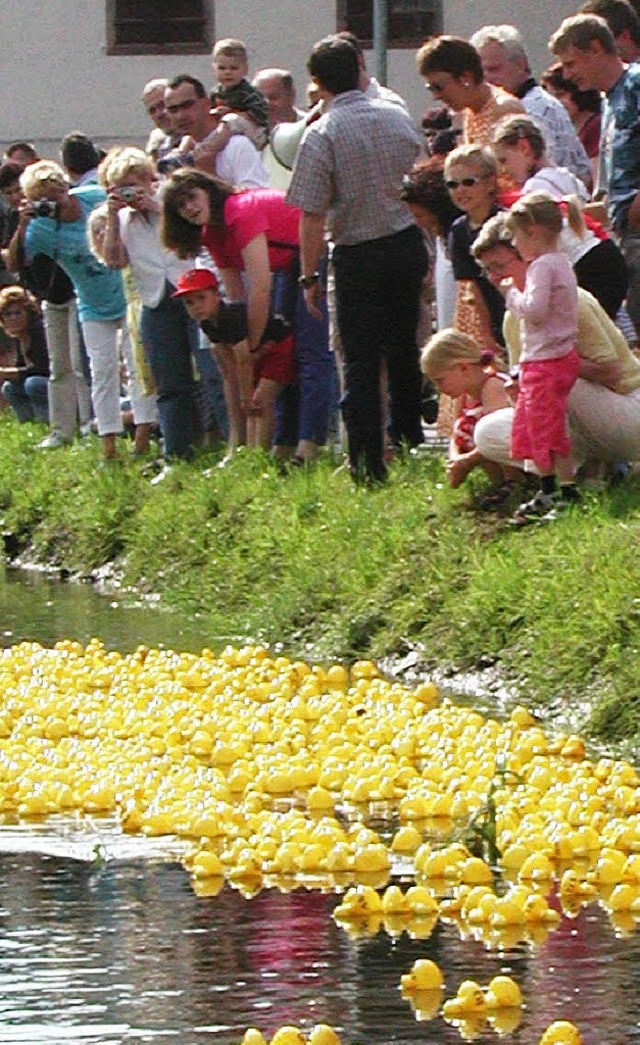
left=501, top=191, right=581, bottom=524
left=162, top=169, right=334, bottom=463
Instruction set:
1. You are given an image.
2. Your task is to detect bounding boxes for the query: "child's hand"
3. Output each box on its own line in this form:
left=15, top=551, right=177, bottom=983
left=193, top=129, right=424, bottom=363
left=446, top=456, right=472, bottom=488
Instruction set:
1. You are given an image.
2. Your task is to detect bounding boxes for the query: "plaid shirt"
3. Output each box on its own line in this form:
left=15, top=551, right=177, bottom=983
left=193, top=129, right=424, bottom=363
left=286, top=90, right=420, bottom=246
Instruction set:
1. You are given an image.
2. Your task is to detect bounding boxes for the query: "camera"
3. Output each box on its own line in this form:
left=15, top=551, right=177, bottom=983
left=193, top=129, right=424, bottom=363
left=117, top=186, right=139, bottom=203
left=32, top=199, right=59, bottom=219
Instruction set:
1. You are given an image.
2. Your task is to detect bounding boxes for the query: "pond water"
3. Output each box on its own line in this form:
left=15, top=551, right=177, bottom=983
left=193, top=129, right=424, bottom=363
left=1, top=567, right=640, bottom=1045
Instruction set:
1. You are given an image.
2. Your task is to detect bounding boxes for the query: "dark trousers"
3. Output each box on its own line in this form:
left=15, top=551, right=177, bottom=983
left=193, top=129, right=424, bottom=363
left=333, top=224, right=428, bottom=480
left=140, top=289, right=197, bottom=459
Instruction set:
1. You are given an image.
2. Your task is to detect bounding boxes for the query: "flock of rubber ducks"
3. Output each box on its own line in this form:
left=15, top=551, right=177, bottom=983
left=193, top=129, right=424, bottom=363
left=1, top=639, right=636, bottom=1043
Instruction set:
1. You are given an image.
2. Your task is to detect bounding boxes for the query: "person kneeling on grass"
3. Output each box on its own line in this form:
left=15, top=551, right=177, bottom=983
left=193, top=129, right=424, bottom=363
left=172, top=268, right=296, bottom=452
left=421, top=327, right=524, bottom=508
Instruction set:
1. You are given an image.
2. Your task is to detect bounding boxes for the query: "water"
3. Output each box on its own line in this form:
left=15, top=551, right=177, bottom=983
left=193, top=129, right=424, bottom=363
left=1, top=567, right=640, bottom=1044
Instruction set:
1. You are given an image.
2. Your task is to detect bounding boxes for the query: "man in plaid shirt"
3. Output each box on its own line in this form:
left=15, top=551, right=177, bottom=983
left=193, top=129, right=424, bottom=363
left=287, top=35, right=428, bottom=484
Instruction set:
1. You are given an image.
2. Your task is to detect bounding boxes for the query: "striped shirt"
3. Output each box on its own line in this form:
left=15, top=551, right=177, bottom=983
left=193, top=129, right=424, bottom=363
left=286, top=90, right=420, bottom=246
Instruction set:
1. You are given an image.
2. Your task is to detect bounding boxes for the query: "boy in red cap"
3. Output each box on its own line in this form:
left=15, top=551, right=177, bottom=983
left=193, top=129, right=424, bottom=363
left=172, top=268, right=296, bottom=451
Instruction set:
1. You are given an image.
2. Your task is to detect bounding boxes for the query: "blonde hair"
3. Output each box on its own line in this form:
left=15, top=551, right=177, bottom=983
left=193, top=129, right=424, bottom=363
left=421, top=328, right=501, bottom=377
left=444, top=143, right=497, bottom=180
left=507, top=189, right=585, bottom=239
left=20, top=160, right=67, bottom=200
left=98, top=146, right=154, bottom=190
left=213, top=38, right=248, bottom=63
left=87, top=202, right=109, bottom=263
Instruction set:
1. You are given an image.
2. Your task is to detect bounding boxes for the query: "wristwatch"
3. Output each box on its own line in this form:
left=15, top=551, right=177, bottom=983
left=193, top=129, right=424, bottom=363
left=298, top=271, right=320, bottom=289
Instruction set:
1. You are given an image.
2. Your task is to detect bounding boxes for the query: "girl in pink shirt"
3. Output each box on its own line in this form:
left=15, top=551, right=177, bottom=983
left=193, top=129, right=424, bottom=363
left=502, top=191, right=580, bottom=524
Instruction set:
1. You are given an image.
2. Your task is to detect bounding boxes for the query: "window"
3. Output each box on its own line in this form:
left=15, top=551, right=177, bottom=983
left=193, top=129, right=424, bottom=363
left=337, top=0, right=442, bottom=49
left=106, top=0, right=213, bottom=55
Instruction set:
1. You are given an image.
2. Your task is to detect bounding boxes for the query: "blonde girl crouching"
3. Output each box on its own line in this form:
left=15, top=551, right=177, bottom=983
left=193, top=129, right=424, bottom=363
left=421, top=327, right=523, bottom=506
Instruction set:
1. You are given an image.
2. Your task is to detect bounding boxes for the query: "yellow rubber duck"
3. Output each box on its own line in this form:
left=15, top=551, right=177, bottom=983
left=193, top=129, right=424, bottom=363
left=538, top=1020, right=583, bottom=1044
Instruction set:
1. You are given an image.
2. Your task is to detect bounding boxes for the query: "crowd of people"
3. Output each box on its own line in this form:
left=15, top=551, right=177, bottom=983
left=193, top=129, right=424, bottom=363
left=0, top=3, right=639, bottom=520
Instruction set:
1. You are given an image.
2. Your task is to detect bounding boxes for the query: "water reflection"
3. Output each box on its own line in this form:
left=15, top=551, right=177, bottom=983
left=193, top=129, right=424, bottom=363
left=0, top=566, right=220, bottom=654
left=1, top=569, right=640, bottom=1044
left=0, top=854, right=638, bottom=1044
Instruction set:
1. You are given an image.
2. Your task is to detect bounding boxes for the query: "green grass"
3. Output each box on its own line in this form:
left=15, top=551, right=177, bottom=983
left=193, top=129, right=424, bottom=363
left=0, top=414, right=639, bottom=750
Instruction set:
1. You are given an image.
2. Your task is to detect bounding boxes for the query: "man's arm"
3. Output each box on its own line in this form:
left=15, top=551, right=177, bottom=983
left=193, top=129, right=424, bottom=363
left=299, top=211, right=326, bottom=320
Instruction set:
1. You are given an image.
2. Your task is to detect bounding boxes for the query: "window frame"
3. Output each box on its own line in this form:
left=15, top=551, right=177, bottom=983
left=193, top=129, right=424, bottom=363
left=106, top=0, right=214, bottom=56
left=336, top=0, right=442, bottom=50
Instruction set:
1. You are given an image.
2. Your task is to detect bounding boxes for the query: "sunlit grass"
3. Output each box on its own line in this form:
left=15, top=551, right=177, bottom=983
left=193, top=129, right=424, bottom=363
left=0, top=413, right=639, bottom=745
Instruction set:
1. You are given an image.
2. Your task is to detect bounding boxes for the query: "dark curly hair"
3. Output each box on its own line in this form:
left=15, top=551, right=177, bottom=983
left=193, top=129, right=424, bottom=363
left=401, top=159, right=462, bottom=236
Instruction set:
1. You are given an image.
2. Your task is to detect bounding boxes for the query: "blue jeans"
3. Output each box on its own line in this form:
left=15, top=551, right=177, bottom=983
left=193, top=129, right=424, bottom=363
left=195, top=331, right=229, bottom=440
left=3, top=376, right=49, bottom=423
left=273, top=266, right=336, bottom=447
left=140, top=290, right=197, bottom=459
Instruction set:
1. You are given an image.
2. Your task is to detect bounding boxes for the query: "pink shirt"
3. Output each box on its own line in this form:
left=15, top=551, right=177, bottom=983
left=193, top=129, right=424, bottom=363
left=505, top=252, right=578, bottom=363
left=203, top=190, right=301, bottom=273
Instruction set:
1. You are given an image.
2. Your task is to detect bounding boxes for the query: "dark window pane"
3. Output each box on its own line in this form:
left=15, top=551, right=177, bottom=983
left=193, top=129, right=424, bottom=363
left=108, top=0, right=209, bottom=54
left=339, top=0, right=441, bottom=48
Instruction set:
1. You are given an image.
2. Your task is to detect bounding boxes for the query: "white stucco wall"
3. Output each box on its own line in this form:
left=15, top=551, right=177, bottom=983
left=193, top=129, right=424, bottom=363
left=2, top=1, right=578, bottom=159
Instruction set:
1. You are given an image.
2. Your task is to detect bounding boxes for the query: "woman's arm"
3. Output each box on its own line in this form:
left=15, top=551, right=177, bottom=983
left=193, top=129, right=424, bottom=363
left=103, top=196, right=129, bottom=269
left=241, top=233, right=272, bottom=351
left=218, top=267, right=245, bottom=301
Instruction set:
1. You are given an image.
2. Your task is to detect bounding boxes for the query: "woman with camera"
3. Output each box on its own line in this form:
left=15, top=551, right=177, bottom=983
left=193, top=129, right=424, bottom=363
left=20, top=160, right=156, bottom=461
left=99, top=146, right=201, bottom=467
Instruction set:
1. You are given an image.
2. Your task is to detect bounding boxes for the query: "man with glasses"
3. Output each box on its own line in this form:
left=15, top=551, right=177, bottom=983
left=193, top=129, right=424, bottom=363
left=163, top=75, right=268, bottom=188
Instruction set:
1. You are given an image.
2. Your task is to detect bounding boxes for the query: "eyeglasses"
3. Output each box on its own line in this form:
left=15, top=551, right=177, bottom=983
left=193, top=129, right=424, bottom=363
left=445, top=176, right=484, bottom=190
left=165, top=97, right=199, bottom=115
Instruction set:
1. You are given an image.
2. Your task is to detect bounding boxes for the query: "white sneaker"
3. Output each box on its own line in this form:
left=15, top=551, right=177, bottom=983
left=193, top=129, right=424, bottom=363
left=511, top=490, right=563, bottom=526
left=38, top=432, right=71, bottom=449
left=149, top=464, right=173, bottom=486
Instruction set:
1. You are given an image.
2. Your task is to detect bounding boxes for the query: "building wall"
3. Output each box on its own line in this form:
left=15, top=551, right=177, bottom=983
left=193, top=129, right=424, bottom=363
left=3, top=1, right=578, bottom=159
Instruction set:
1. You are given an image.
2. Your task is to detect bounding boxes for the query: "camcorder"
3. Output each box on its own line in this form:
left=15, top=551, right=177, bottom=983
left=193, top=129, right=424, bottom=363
left=32, top=199, right=59, bottom=219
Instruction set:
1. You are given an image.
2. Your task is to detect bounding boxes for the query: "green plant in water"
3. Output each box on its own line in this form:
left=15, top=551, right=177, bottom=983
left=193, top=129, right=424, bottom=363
left=464, top=755, right=522, bottom=867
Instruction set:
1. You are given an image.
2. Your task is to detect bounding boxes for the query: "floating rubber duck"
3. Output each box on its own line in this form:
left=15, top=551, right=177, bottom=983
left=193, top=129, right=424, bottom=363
left=400, top=958, right=444, bottom=993
left=484, top=975, right=523, bottom=1009
left=538, top=1021, right=583, bottom=1044
left=442, top=979, right=487, bottom=1019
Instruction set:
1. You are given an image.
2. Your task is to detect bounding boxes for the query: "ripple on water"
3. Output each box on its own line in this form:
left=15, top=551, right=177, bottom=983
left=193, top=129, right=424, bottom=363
left=0, top=854, right=639, bottom=1044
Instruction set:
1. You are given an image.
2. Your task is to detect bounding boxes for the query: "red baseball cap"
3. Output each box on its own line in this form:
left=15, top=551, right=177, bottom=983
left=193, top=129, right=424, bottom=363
left=172, top=268, right=219, bottom=297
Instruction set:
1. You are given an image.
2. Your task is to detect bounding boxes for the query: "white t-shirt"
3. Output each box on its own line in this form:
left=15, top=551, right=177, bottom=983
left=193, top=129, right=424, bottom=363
left=119, top=203, right=192, bottom=308
left=207, top=134, right=270, bottom=189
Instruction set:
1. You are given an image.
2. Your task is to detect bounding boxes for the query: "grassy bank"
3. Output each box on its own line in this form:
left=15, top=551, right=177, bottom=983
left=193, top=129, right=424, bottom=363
left=1, top=415, right=639, bottom=751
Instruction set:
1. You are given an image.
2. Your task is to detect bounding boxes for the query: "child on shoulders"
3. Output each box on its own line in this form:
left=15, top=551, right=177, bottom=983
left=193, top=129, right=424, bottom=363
left=208, top=38, right=269, bottom=156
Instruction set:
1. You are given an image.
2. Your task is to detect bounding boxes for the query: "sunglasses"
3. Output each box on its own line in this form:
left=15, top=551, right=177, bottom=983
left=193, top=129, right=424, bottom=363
left=445, top=176, right=484, bottom=190
left=166, top=97, right=199, bottom=115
